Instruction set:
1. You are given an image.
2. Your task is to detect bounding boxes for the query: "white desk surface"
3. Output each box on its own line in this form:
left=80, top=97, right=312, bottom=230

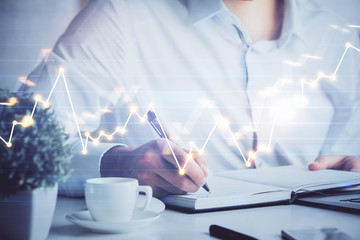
left=49, top=196, right=360, bottom=240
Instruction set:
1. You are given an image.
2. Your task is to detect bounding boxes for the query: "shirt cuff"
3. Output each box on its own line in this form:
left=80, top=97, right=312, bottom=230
left=58, top=143, right=128, bottom=197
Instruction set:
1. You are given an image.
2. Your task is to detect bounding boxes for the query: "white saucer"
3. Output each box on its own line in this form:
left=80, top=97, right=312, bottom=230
left=135, top=195, right=165, bottom=212
left=66, top=197, right=165, bottom=233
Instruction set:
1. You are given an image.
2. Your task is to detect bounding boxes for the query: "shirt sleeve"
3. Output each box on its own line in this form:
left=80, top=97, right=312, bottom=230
left=20, top=0, right=131, bottom=197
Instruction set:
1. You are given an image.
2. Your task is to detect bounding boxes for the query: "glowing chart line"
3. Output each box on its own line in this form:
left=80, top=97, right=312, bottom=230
left=1, top=41, right=360, bottom=173
left=301, top=43, right=360, bottom=97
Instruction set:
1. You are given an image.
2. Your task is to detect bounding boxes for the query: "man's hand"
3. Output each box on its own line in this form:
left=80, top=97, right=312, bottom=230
left=100, top=139, right=208, bottom=198
left=309, top=155, right=360, bottom=172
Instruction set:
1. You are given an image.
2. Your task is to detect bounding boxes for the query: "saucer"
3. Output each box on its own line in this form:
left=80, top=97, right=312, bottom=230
left=66, top=197, right=165, bottom=233
left=135, top=195, right=165, bottom=213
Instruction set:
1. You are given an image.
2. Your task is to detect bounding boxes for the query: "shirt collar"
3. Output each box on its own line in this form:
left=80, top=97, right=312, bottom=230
left=279, top=0, right=307, bottom=47
left=188, top=0, right=225, bottom=26
left=188, top=0, right=308, bottom=46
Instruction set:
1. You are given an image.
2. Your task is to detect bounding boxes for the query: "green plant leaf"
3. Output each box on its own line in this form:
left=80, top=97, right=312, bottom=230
left=0, top=89, right=73, bottom=199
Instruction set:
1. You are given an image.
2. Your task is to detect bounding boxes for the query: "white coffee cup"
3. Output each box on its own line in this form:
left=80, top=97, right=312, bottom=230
left=85, top=177, right=152, bottom=222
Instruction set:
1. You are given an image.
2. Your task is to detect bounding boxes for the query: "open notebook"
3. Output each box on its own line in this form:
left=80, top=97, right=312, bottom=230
left=163, top=166, right=360, bottom=212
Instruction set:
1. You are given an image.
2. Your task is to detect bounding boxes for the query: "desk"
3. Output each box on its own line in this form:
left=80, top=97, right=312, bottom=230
left=49, top=196, right=360, bottom=239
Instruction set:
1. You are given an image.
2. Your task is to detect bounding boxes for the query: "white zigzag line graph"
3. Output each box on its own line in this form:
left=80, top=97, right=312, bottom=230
left=0, top=43, right=359, bottom=173
left=301, top=43, right=360, bottom=96
left=0, top=67, right=266, bottom=171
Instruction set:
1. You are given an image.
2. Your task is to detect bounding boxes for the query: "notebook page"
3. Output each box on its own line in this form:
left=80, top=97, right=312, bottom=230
left=163, top=176, right=290, bottom=210
left=188, top=175, right=289, bottom=197
left=216, top=166, right=360, bottom=192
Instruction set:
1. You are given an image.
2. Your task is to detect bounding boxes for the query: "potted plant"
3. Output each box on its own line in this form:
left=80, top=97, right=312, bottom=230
left=0, top=89, right=72, bottom=240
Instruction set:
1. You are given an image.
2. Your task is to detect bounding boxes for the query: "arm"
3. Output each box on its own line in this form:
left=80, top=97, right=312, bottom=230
left=23, top=0, right=208, bottom=198
left=21, top=0, right=130, bottom=196
left=309, top=27, right=360, bottom=172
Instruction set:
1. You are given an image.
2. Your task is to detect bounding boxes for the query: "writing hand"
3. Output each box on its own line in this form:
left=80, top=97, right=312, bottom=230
left=100, top=139, right=208, bottom=198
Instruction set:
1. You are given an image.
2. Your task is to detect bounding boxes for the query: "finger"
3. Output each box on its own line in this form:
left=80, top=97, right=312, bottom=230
left=137, top=171, right=186, bottom=195
left=156, top=139, right=206, bottom=187
left=193, top=152, right=208, bottom=177
left=332, top=156, right=360, bottom=171
left=154, top=160, right=200, bottom=192
left=180, top=157, right=206, bottom=189
left=308, top=155, right=345, bottom=171
left=340, top=157, right=356, bottom=171
left=138, top=149, right=200, bottom=192
left=156, top=139, right=187, bottom=167
left=156, top=138, right=207, bottom=170
left=182, top=148, right=208, bottom=177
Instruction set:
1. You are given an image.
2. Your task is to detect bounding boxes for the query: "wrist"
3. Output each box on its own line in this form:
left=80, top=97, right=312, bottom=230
left=100, top=145, right=135, bottom=177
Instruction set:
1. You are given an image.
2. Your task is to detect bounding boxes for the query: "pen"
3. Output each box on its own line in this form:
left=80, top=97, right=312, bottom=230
left=209, top=225, right=258, bottom=240
left=147, top=110, right=211, bottom=193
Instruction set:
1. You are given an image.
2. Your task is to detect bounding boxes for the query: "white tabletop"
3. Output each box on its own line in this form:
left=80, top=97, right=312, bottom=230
left=49, top=196, right=360, bottom=240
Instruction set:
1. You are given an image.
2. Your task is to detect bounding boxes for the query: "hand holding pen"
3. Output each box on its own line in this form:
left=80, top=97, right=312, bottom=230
left=100, top=110, right=209, bottom=198
left=147, top=110, right=211, bottom=193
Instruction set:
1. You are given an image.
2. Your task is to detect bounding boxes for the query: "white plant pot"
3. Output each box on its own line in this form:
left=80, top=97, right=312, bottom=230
left=0, top=184, right=58, bottom=240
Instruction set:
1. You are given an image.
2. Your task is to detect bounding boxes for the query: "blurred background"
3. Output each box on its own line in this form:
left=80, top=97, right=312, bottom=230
left=0, top=0, right=359, bottom=91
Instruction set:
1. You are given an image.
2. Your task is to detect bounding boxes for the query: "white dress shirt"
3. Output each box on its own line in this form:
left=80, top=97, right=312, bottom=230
left=24, top=0, right=360, bottom=196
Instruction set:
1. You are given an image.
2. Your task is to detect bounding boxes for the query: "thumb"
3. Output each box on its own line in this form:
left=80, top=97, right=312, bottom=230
left=308, top=155, right=344, bottom=171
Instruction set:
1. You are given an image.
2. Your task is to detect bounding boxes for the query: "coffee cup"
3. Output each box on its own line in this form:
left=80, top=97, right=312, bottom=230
left=85, top=177, right=152, bottom=222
